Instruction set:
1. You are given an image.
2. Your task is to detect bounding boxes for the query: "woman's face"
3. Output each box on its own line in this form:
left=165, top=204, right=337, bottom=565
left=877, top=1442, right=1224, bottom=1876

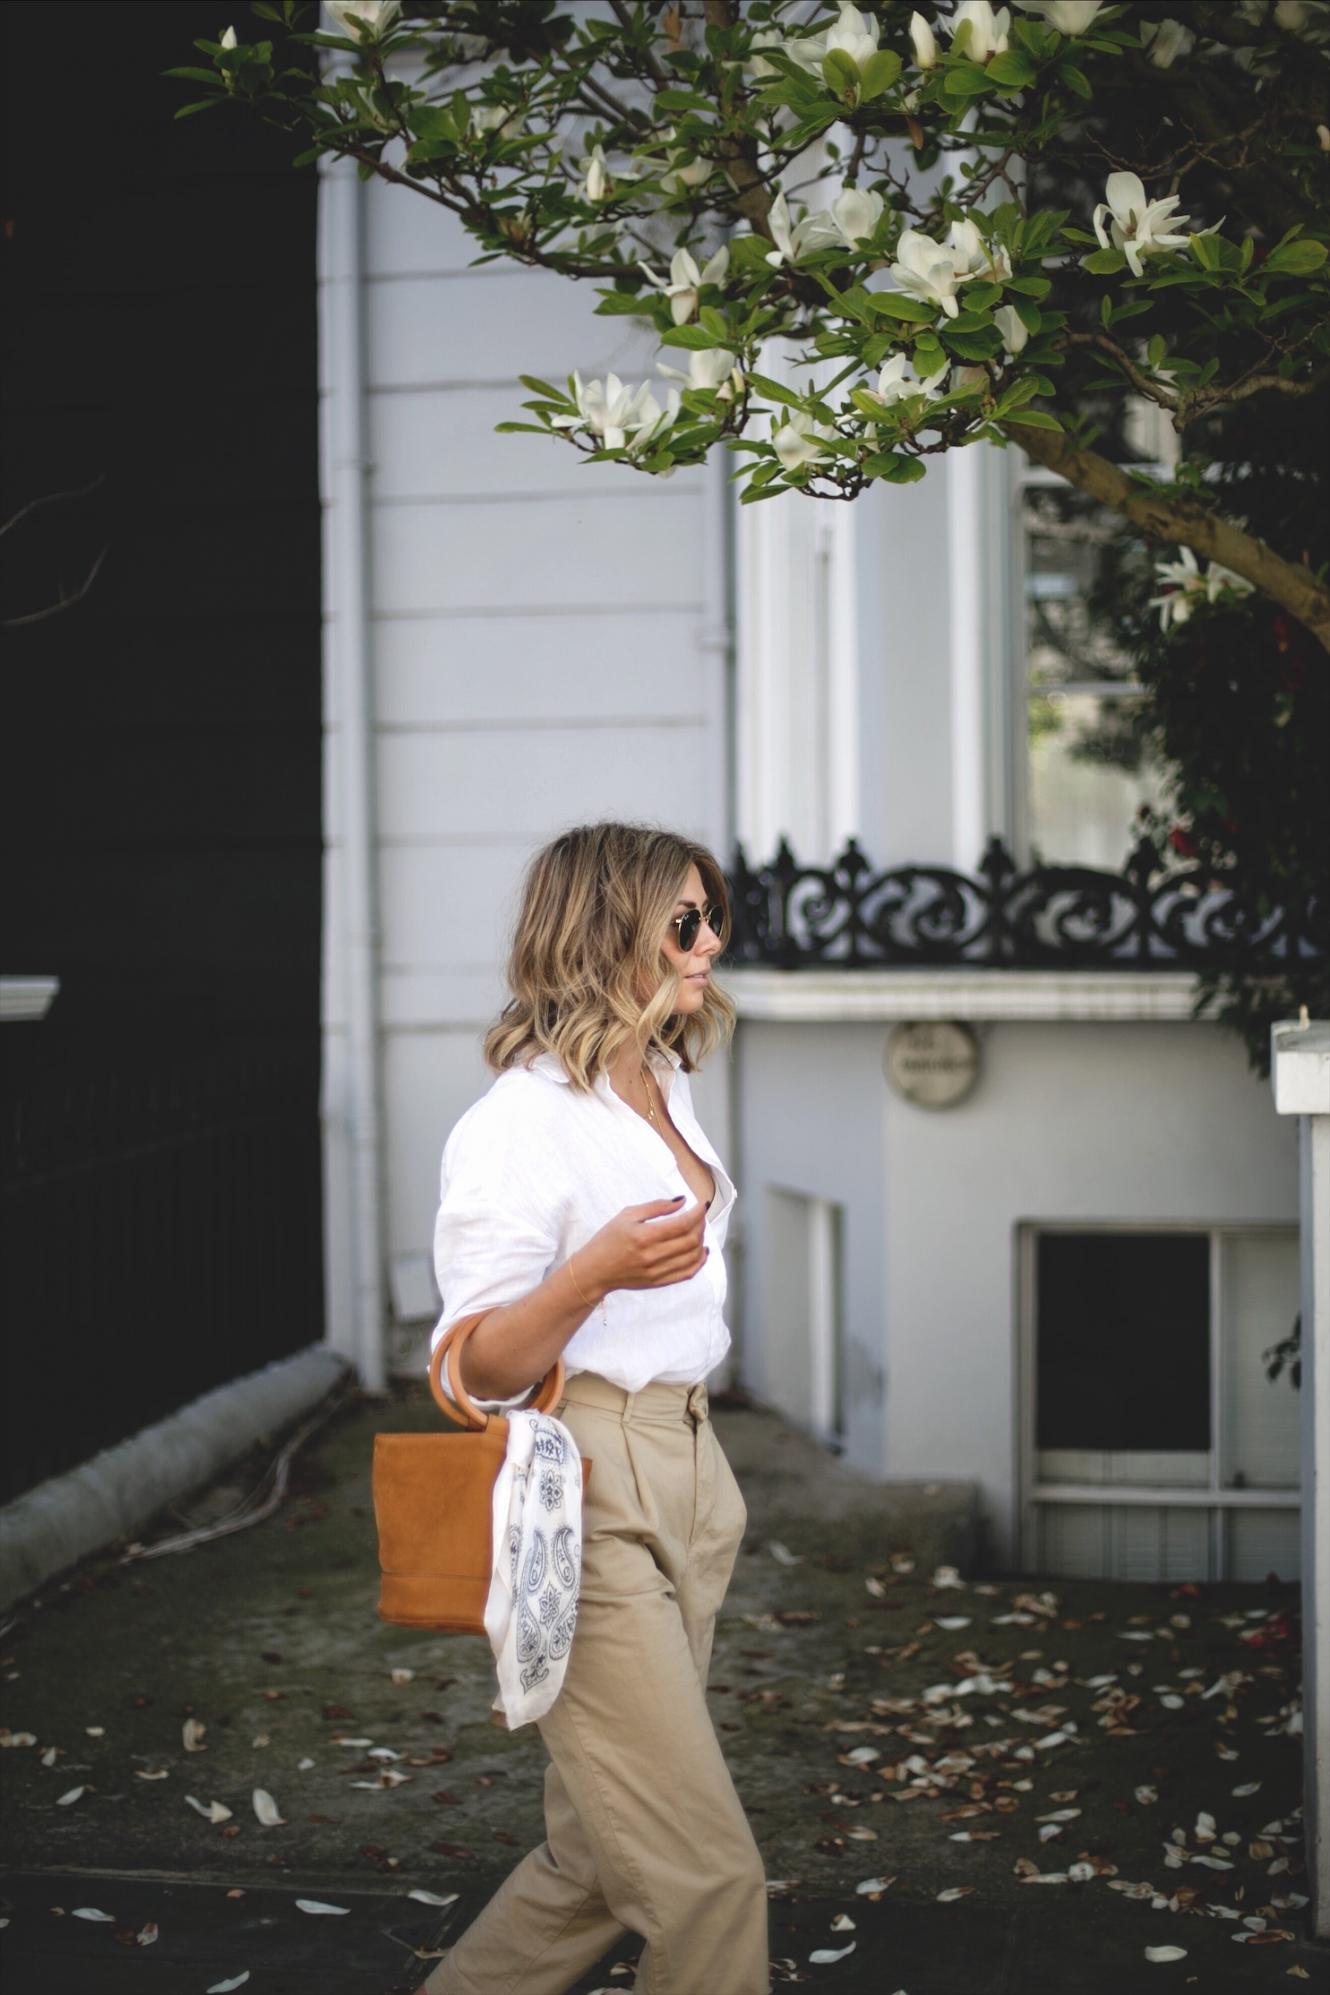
left=658, top=861, right=724, bottom=1013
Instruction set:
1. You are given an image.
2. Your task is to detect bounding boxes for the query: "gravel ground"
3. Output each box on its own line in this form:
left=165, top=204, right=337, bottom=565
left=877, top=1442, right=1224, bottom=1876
left=0, top=1382, right=1320, bottom=1992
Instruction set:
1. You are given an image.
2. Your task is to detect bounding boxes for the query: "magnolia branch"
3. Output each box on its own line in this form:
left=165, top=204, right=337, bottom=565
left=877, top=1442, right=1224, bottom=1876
left=1004, top=423, right=1330, bottom=656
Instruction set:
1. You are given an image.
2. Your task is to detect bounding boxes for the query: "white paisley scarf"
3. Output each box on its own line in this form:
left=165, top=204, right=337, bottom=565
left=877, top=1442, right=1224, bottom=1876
left=483, top=1411, right=585, bottom=1730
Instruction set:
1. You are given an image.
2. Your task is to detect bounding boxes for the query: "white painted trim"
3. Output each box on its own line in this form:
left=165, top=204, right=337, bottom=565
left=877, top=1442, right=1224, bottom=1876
left=1031, top=1484, right=1299, bottom=1509
left=948, top=446, right=985, bottom=868
left=808, top=1197, right=837, bottom=1446
left=0, top=977, right=59, bottom=1022
left=724, top=966, right=1205, bottom=1022
left=318, top=124, right=387, bottom=1393
left=1271, top=1020, right=1330, bottom=1937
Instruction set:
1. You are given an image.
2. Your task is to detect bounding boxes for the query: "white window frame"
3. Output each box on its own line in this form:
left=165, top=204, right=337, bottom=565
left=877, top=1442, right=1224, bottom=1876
left=1017, top=1219, right=1301, bottom=1580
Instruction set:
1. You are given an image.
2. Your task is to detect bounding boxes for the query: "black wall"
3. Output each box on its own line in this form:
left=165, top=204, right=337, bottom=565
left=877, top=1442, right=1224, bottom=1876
left=2, top=3, right=324, bottom=1499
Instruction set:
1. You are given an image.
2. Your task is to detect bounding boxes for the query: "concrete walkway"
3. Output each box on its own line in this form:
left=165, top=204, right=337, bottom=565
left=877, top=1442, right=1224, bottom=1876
left=0, top=1384, right=1322, bottom=1992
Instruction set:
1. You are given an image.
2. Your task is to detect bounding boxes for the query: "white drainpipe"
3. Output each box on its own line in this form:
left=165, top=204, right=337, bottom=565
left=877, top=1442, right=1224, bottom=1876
left=318, top=130, right=386, bottom=1394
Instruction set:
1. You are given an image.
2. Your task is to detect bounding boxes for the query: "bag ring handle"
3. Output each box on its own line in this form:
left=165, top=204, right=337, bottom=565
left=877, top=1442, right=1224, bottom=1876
left=429, top=1312, right=566, bottom=1429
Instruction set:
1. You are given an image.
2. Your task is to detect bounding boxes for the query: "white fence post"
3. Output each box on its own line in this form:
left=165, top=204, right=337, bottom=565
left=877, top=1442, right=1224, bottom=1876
left=1271, top=1018, right=1330, bottom=1940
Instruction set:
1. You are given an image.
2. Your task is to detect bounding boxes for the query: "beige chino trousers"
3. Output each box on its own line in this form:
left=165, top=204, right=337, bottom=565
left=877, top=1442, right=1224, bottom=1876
left=424, top=1371, right=771, bottom=1995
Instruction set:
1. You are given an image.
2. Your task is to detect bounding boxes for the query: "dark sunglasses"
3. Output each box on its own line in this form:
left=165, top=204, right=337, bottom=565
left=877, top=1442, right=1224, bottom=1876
left=670, top=903, right=725, bottom=951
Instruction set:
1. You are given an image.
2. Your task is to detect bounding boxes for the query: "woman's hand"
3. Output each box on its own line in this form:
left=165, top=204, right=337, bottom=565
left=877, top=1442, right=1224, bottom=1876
left=576, top=1196, right=708, bottom=1301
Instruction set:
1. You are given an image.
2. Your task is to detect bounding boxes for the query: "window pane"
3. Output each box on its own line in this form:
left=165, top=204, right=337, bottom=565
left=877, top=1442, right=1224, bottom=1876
left=1036, top=1233, right=1210, bottom=1453
left=1029, top=689, right=1171, bottom=868
left=1022, top=484, right=1171, bottom=864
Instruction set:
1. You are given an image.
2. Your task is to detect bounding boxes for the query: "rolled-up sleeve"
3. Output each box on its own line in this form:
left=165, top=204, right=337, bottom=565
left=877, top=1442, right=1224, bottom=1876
left=429, top=1099, right=563, bottom=1408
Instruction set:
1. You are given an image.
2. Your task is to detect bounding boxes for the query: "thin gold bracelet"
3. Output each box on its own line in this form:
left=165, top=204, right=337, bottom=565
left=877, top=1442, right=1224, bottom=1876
left=566, top=1251, right=595, bottom=1312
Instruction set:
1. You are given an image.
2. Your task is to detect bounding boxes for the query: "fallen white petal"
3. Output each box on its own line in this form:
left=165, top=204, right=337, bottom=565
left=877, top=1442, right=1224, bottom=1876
left=134, top=1767, right=169, bottom=1781
left=207, top=1976, right=251, bottom=1993
left=298, top=1757, right=316, bottom=1771
left=136, top=1922, right=159, bottom=1946
left=408, top=1888, right=459, bottom=1907
left=1145, top=1946, right=1187, bottom=1962
left=809, top=1942, right=856, bottom=1963
left=55, top=1787, right=85, bottom=1806
left=829, top=1913, right=856, bottom=1931
left=855, top=1877, right=892, bottom=1895
left=182, top=1719, right=207, bottom=1753
left=390, top=1667, right=415, bottom=1684
left=0, top=1730, right=37, bottom=1748
left=295, top=1898, right=350, bottom=1915
left=1232, top=1782, right=1262, bottom=1797
left=252, top=1788, right=286, bottom=1827
left=768, top=1541, right=803, bottom=1565
left=72, top=1908, right=115, bottom=1921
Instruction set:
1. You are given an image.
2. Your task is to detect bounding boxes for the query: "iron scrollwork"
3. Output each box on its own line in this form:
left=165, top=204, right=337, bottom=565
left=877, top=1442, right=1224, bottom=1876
left=723, top=835, right=1324, bottom=973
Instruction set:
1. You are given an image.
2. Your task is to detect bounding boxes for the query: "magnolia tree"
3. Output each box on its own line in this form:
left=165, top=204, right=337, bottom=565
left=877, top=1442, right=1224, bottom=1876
left=178, top=0, right=1330, bottom=649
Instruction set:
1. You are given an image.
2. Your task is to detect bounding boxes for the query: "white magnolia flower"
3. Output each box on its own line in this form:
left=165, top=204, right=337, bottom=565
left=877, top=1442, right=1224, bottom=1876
left=993, top=303, right=1029, bottom=353
left=949, top=363, right=990, bottom=395
left=888, top=227, right=964, bottom=317
left=473, top=103, right=523, bottom=139
left=764, top=191, right=843, bottom=267
left=1139, top=17, right=1194, bottom=69
left=324, top=0, right=401, bottom=37
left=220, top=25, right=238, bottom=50
left=949, top=1, right=1011, bottom=63
left=1092, top=171, right=1193, bottom=277
left=625, top=385, right=682, bottom=456
left=1318, top=123, right=1330, bottom=152
left=788, top=1, right=882, bottom=73
left=870, top=352, right=948, bottom=404
left=771, top=408, right=836, bottom=472
left=832, top=186, right=886, bottom=246
left=1147, top=546, right=1253, bottom=632
left=658, top=347, right=740, bottom=393
left=639, top=245, right=729, bottom=325
left=580, top=143, right=612, bottom=202
left=1275, top=1, right=1307, bottom=27
left=1203, top=560, right=1254, bottom=604
left=1013, top=0, right=1103, bottom=32
left=551, top=372, right=664, bottom=451
left=660, top=151, right=710, bottom=195
left=947, top=215, right=1013, bottom=283
left=909, top=12, right=938, bottom=67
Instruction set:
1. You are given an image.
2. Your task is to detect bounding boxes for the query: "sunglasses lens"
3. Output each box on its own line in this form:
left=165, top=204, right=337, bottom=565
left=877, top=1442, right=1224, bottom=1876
left=678, top=909, right=701, bottom=949
left=708, top=905, right=724, bottom=937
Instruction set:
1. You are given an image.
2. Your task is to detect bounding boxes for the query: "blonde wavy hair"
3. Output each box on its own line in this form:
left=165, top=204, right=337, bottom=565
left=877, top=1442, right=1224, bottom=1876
left=484, top=821, right=737, bottom=1090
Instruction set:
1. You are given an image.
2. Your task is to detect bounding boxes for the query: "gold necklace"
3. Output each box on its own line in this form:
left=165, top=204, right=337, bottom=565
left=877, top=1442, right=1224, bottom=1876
left=640, top=1063, right=662, bottom=1132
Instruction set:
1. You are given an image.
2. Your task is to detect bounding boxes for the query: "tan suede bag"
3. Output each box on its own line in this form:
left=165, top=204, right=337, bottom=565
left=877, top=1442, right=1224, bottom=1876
left=372, top=1311, right=593, bottom=1633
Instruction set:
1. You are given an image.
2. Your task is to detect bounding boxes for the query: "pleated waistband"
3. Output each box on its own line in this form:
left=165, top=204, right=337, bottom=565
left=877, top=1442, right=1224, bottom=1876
left=559, top=1369, right=709, bottom=1426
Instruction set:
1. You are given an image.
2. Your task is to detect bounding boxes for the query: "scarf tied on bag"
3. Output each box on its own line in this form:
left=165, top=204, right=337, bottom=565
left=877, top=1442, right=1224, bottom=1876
left=484, top=1411, right=585, bottom=1729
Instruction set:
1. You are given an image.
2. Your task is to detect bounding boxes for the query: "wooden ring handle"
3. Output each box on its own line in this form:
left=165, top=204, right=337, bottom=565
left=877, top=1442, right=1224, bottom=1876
left=429, top=1311, right=566, bottom=1428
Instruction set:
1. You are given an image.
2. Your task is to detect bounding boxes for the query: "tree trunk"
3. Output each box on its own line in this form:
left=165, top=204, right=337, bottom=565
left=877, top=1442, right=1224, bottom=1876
left=1005, top=423, right=1330, bottom=656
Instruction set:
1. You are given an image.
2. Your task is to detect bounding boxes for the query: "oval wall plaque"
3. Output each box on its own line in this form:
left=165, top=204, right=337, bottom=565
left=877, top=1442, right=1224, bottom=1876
left=884, top=1021, right=980, bottom=1109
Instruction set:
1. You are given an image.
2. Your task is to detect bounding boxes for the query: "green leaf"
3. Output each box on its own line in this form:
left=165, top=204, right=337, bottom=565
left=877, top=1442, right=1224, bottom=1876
left=746, top=372, right=807, bottom=410
left=942, top=61, right=992, bottom=97
left=869, top=292, right=935, bottom=322
left=1081, top=246, right=1125, bottom=275
left=1189, top=232, right=1221, bottom=273
left=821, top=48, right=861, bottom=99
left=494, top=421, right=554, bottom=434
left=986, top=50, right=1035, bottom=87
left=858, top=48, right=902, bottom=100
left=1007, top=274, right=1051, bottom=298
left=173, top=98, right=223, bottom=118
left=518, top=375, right=562, bottom=400
left=1060, top=62, right=1091, bottom=99
left=740, top=480, right=789, bottom=504
left=660, top=324, right=733, bottom=350
left=1264, top=238, right=1328, bottom=276
left=594, top=292, right=654, bottom=317
left=698, top=305, right=730, bottom=339
left=864, top=451, right=926, bottom=483
left=1001, top=409, right=1064, bottom=431
left=164, top=66, right=223, bottom=84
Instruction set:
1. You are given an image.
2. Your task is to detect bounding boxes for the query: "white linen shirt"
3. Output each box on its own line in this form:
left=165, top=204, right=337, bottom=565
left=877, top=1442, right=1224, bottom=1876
left=429, top=1047, right=737, bottom=1408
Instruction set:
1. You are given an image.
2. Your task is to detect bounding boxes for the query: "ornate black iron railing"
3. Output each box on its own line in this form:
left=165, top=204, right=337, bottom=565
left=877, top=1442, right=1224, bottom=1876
left=724, top=835, right=1324, bottom=972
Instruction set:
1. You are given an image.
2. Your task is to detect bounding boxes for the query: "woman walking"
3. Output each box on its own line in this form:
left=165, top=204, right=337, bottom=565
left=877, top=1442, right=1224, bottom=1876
left=417, top=821, right=770, bottom=1995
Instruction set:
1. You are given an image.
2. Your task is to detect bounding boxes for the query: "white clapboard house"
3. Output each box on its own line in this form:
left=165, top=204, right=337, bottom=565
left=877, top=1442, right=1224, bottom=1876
left=319, top=151, right=1302, bottom=1586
